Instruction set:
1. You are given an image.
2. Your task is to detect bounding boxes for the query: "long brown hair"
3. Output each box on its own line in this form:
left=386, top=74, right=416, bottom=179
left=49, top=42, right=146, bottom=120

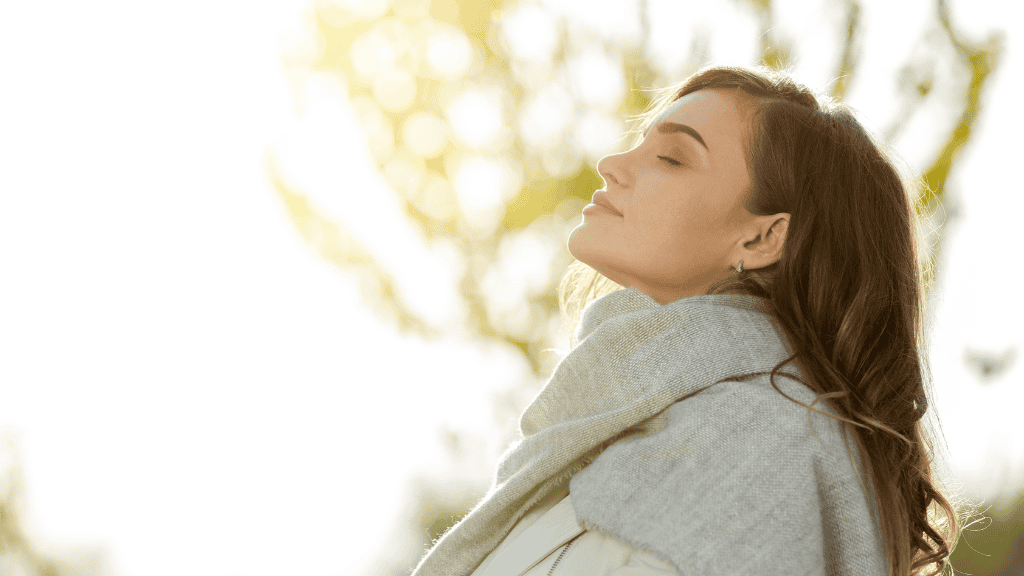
left=558, top=65, right=975, bottom=576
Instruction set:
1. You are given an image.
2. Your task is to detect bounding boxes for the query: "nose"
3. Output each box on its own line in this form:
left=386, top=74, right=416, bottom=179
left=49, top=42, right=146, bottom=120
left=597, top=151, right=627, bottom=188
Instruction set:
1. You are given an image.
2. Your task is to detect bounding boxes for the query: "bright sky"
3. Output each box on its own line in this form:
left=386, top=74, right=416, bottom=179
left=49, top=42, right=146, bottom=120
left=0, top=0, right=1021, bottom=575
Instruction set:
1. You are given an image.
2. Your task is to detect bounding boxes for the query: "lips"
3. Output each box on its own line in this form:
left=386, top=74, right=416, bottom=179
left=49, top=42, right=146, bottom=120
left=591, top=190, right=622, bottom=216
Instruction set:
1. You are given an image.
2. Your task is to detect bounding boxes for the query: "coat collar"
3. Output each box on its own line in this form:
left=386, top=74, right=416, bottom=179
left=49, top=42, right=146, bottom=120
left=577, top=287, right=771, bottom=343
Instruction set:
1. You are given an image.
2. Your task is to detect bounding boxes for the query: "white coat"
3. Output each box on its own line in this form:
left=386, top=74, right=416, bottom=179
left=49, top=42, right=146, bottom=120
left=471, top=479, right=677, bottom=576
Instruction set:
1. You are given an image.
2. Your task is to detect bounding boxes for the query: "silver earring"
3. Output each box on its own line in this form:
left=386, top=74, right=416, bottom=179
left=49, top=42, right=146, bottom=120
left=736, top=261, right=743, bottom=273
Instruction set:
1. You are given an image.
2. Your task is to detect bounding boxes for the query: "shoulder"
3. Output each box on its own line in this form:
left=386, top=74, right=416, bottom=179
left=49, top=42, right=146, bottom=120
left=572, top=371, right=858, bottom=498
left=624, top=371, right=856, bottom=466
left=681, top=371, right=853, bottom=446
left=570, top=369, right=868, bottom=530
left=567, top=374, right=871, bottom=574
left=567, top=373, right=886, bottom=575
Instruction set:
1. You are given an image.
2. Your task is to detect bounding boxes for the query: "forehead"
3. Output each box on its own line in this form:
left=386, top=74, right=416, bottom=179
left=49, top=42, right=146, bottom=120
left=654, top=89, right=752, bottom=152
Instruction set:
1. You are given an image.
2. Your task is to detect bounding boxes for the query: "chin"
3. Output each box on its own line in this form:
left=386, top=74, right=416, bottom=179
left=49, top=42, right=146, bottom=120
left=566, top=225, right=585, bottom=259
left=567, top=225, right=631, bottom=284
left=566, top=229, right=600, bottom=268
left=566, top=246, right=615, bottom=285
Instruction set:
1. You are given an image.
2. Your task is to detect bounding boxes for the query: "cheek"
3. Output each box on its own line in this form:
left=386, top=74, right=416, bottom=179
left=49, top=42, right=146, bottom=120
left=628, top=197, right=702, bottom=244
left=626, top=194, right=729, bottom=258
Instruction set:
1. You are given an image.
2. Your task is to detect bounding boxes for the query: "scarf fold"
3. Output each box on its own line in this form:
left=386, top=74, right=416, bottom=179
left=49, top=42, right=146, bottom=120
left=409, top=287, right=888, bottom=576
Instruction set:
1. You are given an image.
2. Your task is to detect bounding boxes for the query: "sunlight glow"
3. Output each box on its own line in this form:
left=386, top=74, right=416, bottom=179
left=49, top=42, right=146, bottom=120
left=445, top=88, right=505, bottom=149
left=391, top=236, right=467, bottom=329
left=382, top=148, right=426, bottom=197
left=324, top=0, right=390, bottom=21
left=373, top=67, right=417, bottom=112
left=540, top=146, right=583, bottom=178
left=453, top=156, right=520, bottom=237
left=499, top=229, right=559, bottom=298
left=518, top=82, right=574, bottom=150
left=574, top=111, right=625, bottom=160
left=645, top=0, right=759, bottom=74
left=272, top=72, right=469, bottom=335
left=541, top=0, right=641, bottom=48
left=454, top=157, right=504, bottom=216
left=567, top=49, right=625, bottom=111
left=348, top=95, right=394, bottom=162
left=500, top=5, right=559, bottom=63
left=402, top=111, right=448, bottom=158
left=413, top=172, right=458, bottom=222
left=480, top=227, right=561, bottom=340
left=425, top=25, right=473, bottom=80
left=349, top=27, right=397, bottom=83
left=770, top=0, right=845, bottom=91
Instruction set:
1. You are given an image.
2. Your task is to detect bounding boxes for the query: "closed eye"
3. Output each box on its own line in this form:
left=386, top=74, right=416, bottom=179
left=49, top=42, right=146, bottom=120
left=657, top=155, right=682, bottom=166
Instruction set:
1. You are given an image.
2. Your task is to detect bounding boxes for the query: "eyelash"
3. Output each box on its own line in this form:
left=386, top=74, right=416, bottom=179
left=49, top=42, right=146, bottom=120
left=657, top=155, right=682, bottom=166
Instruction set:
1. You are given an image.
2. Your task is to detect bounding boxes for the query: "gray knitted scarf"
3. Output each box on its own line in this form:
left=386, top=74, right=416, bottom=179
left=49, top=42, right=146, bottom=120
left=410, top=288, right=888, bottom=575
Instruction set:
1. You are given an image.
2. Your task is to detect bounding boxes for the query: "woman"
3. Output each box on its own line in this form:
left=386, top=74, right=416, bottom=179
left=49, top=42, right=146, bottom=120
left=409, top=65, right=967, bottom=576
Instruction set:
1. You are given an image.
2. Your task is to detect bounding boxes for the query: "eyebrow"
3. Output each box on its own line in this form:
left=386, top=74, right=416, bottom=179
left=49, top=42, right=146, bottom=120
left=656, top=122, right=708, bottom=151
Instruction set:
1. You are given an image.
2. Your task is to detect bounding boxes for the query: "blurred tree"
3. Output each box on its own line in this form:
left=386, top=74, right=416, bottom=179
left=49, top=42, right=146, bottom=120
left=266, top=0, right=1006, bottom=574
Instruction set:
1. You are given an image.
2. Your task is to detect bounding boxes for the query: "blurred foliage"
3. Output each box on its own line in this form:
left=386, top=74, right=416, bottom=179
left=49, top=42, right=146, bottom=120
left=262, top=0, right=1008, bottom=574
left=947, top=491, right=1024, bottom=576
left=272, top=0, right=1002, bottom=383
left=919, top=0, right=1002, bottom=216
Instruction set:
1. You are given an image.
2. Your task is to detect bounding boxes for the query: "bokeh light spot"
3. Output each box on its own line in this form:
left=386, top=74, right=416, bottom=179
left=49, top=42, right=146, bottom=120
left=500, top=229, right=558, bottom=297
left=349, top=28, right=397, bottom=84
left=373, top=68, right=417, bottom=112
left=574, top=112, right=624, bottom=160
left=402, top=112, right=448, bottom=158
left=453, top=156, right=521, bottom=236
left=480, top=228, right=559, bottom=339
left=325, top=0, right=391, bottom=21
left=542, top=0, right=641, bottom=47
left=445, top=88, right=504, bottom=149
left=499, top=5, right=559, bottom=63
left=519, top=82, right=574, bottom=150
left=414, top=172, right=458, bottom=222
left=454, top=157, right=504, bottom=216
left=426, top=25, right=473, bottom=80
left=383, top=148, right=426, bottom=198
left=568, top=50, right=625, bottom=111
left=540, top=147, right=582, bottom=178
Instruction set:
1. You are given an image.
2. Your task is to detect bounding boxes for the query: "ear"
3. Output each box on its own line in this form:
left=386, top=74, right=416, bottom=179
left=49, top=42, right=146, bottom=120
left=737, top=213, right=789, bottom=270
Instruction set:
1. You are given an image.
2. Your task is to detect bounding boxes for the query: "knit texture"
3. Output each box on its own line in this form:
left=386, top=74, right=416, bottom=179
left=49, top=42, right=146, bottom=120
left=409, top=288, right=889, bottom=576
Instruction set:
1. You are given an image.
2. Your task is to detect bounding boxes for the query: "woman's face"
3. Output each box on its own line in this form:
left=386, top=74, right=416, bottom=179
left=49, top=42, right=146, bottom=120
left=568, top=88, right=785, bottom=304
